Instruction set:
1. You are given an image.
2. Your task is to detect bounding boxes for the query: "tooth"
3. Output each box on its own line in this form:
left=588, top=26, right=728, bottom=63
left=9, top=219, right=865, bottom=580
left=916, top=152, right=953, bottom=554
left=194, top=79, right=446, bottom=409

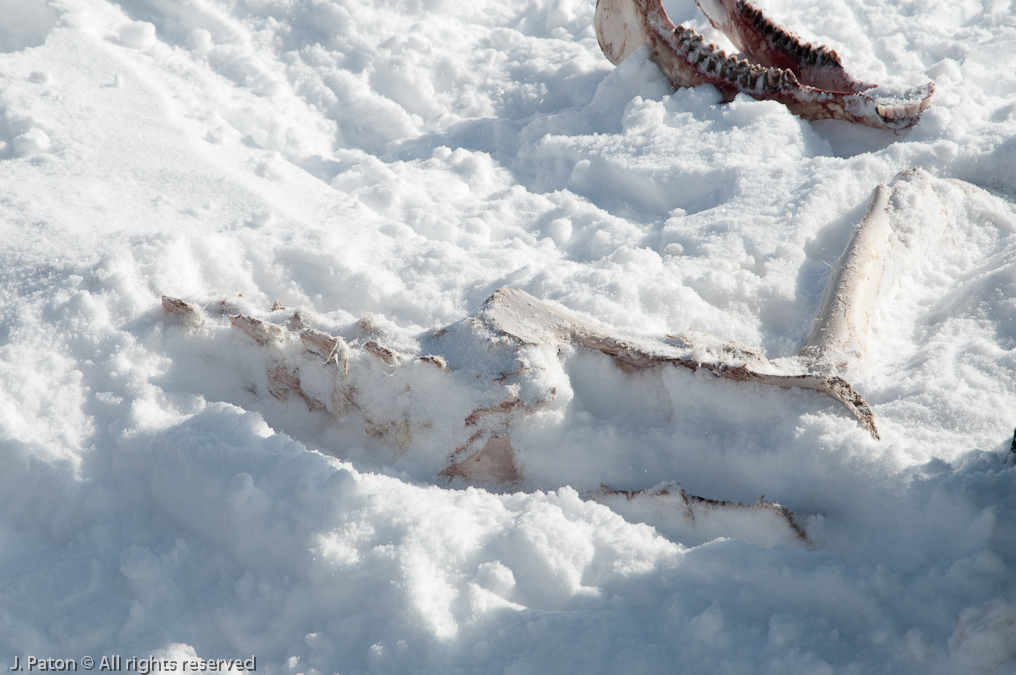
left=905, top=102, right=921, bottom=117
left=876, top=104, right=887, bottom=118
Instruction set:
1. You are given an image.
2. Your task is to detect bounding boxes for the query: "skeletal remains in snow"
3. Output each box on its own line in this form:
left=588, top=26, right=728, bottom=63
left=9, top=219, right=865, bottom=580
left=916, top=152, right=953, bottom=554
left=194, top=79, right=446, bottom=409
left=594, top=0, right=935, bottom=129
left=161, top=170, right=937, bottom=543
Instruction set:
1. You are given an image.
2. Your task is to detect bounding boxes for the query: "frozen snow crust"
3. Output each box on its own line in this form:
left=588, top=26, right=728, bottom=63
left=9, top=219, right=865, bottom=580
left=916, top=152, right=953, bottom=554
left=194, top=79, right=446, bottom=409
left=1, top=0, right=1016, bottom=672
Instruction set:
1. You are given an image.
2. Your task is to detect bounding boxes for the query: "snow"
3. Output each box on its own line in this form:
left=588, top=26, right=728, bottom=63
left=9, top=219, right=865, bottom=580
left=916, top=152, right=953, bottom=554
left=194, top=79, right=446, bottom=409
left=0, top=0, right=1015, bottom=671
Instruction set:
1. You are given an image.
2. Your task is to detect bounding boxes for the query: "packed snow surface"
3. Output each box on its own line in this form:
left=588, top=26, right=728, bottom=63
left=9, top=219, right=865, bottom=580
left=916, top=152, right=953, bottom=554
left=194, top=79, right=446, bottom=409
left=1, top=0, right=1016, bottom=671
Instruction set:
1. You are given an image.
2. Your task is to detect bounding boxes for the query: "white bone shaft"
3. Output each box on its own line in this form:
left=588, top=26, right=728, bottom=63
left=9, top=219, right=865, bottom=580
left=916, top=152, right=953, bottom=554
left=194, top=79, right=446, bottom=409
left=803, top=183, right=893, bottom=363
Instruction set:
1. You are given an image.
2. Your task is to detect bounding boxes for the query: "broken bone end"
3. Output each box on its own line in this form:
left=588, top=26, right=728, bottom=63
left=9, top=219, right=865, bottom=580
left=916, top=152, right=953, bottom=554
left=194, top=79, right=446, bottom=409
left=441, top=434, right=520, bottom=484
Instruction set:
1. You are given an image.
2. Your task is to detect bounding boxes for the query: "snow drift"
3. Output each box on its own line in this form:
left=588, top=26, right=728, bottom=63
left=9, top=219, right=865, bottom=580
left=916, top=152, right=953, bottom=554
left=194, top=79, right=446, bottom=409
left=1, top=0, right=1015, bottom=672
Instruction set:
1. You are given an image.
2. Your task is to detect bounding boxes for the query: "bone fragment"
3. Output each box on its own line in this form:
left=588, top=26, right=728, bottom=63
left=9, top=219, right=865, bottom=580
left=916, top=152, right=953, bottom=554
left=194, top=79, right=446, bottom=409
left=266, top=364, right=325, bottom=410
left=418, top=354, right=448, bottom=369
left=441, top=435, right=519, bottom=483
left=802, top=182, right=894, bottom=369
left=363, top=340, right=400, bottom=366
left=300, top=328, right=351, bottom=373
left=162, top=295, right=198, bottom=317
left=591, top=482, right=811, bottom=545
left=229, top=313, right=285, bottom=345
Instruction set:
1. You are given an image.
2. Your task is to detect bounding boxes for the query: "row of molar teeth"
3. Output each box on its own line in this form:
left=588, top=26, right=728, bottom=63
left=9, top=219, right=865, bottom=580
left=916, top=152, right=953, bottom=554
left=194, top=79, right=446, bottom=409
left=764, top=67, right=797, bottom=88
left=723, top=58, right=751, bottom=84
left=675, top=25, right=708, bottom=61
left=738, top=64, right=770, bottom=92
left=704, top=53, right=722, bottom=74
left=736, top=0, right=840, bottom=67
left=674, top=24, right=796, bottom=91
left=792, top=41, right=840, bottom=67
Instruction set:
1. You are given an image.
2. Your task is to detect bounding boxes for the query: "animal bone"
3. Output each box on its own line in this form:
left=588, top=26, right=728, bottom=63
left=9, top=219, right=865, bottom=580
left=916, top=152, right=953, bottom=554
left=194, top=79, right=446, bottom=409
left=591, top=482, right=813, bottom=545
left=801, top=181, right=894, bottom=368
left=801, top=167, right=930, bottom=373
left=477, top=287, right=878, bottom=438
left=163, top=284, right=880, bottom=460
left=160, top=283, right=878, bottom=545
left=160, top=171, right=1001, bottom=547
left=441, top=434, right=520, bottom=483
left=594, top=0, right=934, bottom=129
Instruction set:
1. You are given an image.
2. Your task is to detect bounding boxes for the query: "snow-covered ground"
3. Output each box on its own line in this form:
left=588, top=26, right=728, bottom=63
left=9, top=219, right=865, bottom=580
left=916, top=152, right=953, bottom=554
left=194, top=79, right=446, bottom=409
left=2, top=0, right=1016, bottom=671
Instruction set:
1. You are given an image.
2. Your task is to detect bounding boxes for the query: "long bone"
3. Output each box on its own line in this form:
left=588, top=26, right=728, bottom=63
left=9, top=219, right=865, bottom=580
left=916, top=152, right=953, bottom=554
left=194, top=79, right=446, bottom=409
left=475, top=287, right=879, bottom=439
left=801, top=181, right=895, bottom=368
left=801, top=168, right=930, bottom=373
left=594, top=0, right=934, bottom=129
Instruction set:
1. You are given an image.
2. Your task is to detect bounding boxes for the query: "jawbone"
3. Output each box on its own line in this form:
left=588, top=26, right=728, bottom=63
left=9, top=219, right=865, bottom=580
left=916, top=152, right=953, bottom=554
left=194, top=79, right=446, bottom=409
left=594, top=0, right=935, bottom=130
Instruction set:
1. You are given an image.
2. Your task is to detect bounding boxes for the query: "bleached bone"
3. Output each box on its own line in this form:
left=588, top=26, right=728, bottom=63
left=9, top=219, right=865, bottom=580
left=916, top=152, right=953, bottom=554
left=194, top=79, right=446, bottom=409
left=161, top=295, right=198, bottom=317
left=228, top=313, right=285, bottom=345
left=300, top=328, right=351, bottom=373
left=267, top=364, right=326, bottom=410
left=363, top=340, right=401, bottom=366
left=591, top=482, right=813, bottom=545
left=479, top=288, right=878, bottom=439
left=441, top=434, right=519, bottom=483
left=801, top=180, right=895, bottom=369
left=594, top=0, right=934, bottom=129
